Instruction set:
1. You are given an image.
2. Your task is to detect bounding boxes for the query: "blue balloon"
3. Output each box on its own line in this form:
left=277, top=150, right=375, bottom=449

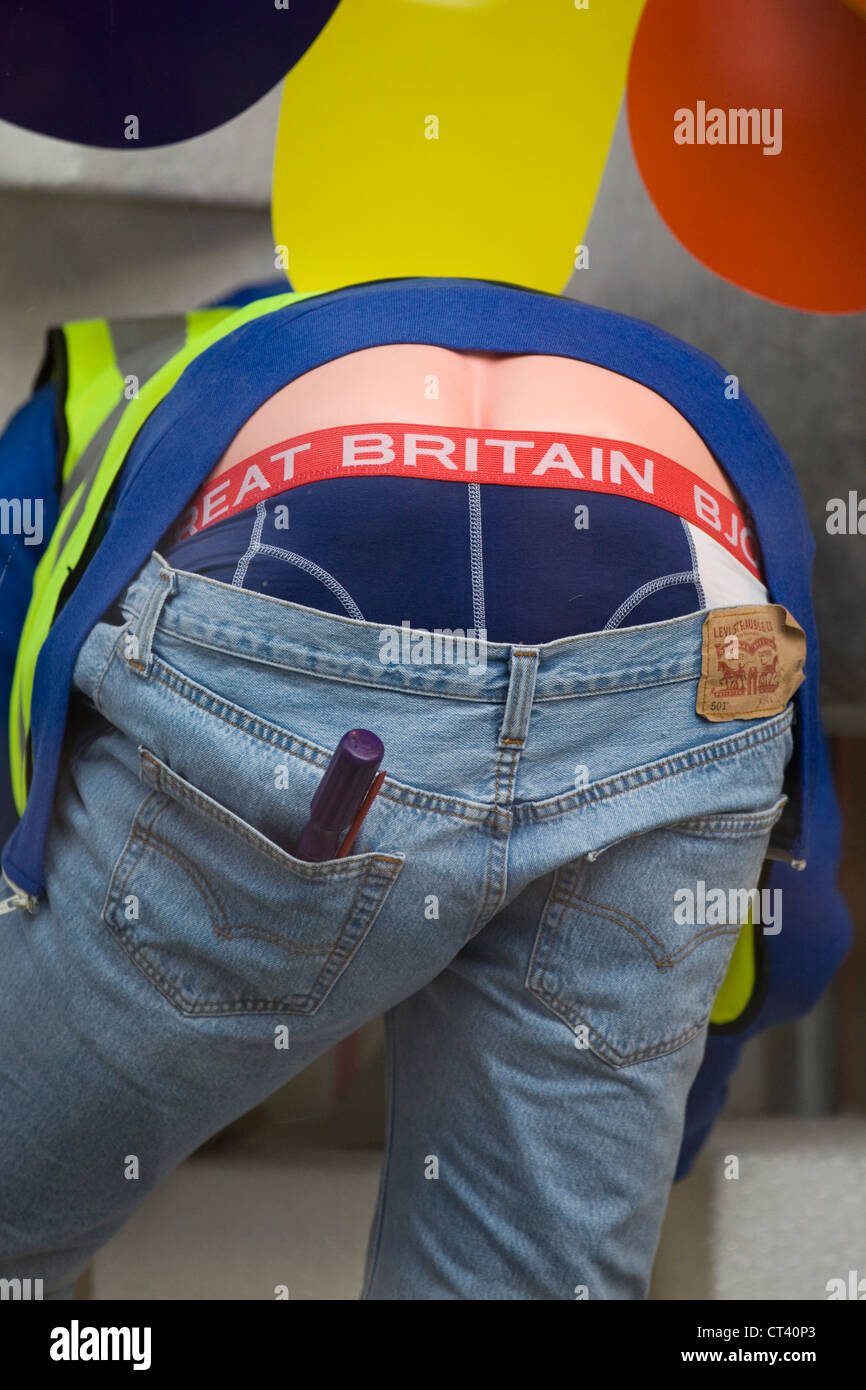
left=0, top=0, right=341, bottom=149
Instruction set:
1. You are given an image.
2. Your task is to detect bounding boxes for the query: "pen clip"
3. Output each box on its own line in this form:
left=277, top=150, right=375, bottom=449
left=337, top=769, right=386, bottom=858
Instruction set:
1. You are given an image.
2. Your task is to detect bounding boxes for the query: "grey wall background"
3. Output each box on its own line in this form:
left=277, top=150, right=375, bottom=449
left=1, top=98, right=862, bottom=731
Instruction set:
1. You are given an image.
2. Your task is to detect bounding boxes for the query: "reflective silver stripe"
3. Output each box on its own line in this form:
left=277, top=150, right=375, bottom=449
left=53, top=315, right=188, bottom=560
left=16, top=313, right=191, bottom=805
left=59, top=397, right=127, bottom=511
left=59, top=314, right=188, bottom=510
left=108, top=313, right=191, bottom=363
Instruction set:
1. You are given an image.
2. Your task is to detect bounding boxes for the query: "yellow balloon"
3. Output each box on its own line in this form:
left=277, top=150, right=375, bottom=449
left=272, top=0, right=645, bottom=294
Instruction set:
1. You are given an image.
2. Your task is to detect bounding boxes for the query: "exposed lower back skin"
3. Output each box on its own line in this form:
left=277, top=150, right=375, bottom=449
left=202, top=346, right=743, bottom=508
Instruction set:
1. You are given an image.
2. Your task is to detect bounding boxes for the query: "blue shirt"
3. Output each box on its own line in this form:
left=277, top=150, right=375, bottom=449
left=0, top=381, right=58, bottom=847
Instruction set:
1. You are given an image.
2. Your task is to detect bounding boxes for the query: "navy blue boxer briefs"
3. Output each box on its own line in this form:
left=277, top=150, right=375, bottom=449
left=160, top=475, right=767, bottom=644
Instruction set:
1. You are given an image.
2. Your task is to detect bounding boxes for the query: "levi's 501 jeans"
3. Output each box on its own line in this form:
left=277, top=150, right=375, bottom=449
left=0, top=551, right=793, bottom=1300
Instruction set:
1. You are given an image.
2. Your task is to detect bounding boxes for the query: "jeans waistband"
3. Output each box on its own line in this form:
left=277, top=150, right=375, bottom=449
left=120, top=550, right=721, bottom=704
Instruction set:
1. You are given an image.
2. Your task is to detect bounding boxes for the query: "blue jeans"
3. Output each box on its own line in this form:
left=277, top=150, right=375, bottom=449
left=0, top=552, right=793, bottom=1300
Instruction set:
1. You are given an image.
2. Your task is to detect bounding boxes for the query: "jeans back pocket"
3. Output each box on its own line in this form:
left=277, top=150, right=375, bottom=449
left=526, top=796, right=788, bottom=1066
left=102, top=747, right=405, bottom=1017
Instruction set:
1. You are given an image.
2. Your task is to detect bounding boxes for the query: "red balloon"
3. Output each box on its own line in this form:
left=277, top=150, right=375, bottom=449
left=627, top=0, right=866, bottom=313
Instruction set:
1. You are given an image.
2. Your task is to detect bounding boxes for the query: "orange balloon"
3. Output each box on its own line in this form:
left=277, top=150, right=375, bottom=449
left=627, top=0, right=866, bottom=312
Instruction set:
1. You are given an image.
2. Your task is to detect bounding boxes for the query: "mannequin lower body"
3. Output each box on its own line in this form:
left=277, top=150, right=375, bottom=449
left=0, top=353, right=794, bottom=1301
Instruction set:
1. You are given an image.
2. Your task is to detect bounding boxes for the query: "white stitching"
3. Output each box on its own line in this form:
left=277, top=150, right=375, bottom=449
left=604, top=571, right=698, bottom=630
left=229, top=501, right=364, bottom=619
left=680, top=516, right=706, bottom=609
left=255, top=544, right=364, bottom=619
left=466, top=482, right=486, bottom=634
left=231, top=501, right=267, bottom=588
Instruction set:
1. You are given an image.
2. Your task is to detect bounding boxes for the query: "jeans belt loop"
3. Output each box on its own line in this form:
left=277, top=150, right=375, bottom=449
left=498, top=646, right=540, bottom=750
left=124, top=564, right=177, bottom=678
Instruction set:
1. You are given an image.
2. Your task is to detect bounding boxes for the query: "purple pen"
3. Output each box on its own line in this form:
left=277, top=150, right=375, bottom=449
left=294, top=729, right=384, bottom=862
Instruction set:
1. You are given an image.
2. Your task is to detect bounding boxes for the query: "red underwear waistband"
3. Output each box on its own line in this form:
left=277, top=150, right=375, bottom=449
left=174, top=422, right=761, bottom=578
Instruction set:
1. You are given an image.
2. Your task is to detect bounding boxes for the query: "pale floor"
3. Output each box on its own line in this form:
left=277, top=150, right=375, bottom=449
left=89, top=1142, right=381, bottom=1302
left=82, top=1110, right=866, bottom=1302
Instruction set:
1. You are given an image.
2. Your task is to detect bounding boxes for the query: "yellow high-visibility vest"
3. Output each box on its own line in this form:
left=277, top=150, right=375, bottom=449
left=10, top=291, right=317, bottom=814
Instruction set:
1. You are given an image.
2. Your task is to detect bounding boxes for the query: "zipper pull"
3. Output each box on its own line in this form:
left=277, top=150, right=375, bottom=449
left=765, top=845, right=807, bottom=871
left=0, top=890, right=37, bottom=915
left=0, top=871, right=39, bottom=914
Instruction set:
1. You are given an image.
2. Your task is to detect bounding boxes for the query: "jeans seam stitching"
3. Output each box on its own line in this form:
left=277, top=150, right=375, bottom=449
left=521, top=714, right=792, bottom=823
left=145, top=658, right=490, bottom=826
left=92, top=623, right=128, bottom=711
left=118, top=608, right=501, bottom=704
left=119, top=601, right=710, bottom=703
left=142, top=751, right=400, bottom=876
left=528, top=869, right=742, bottom=1062
left=471, top=750, right=511, bottom=934
left=360, top=1008, right=398, bottom=1298
left=105, top=833, right=347, bottom=1014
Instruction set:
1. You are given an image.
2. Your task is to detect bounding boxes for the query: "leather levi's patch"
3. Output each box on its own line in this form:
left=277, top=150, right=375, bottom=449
left=697, top=605, right=806, bottom=721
